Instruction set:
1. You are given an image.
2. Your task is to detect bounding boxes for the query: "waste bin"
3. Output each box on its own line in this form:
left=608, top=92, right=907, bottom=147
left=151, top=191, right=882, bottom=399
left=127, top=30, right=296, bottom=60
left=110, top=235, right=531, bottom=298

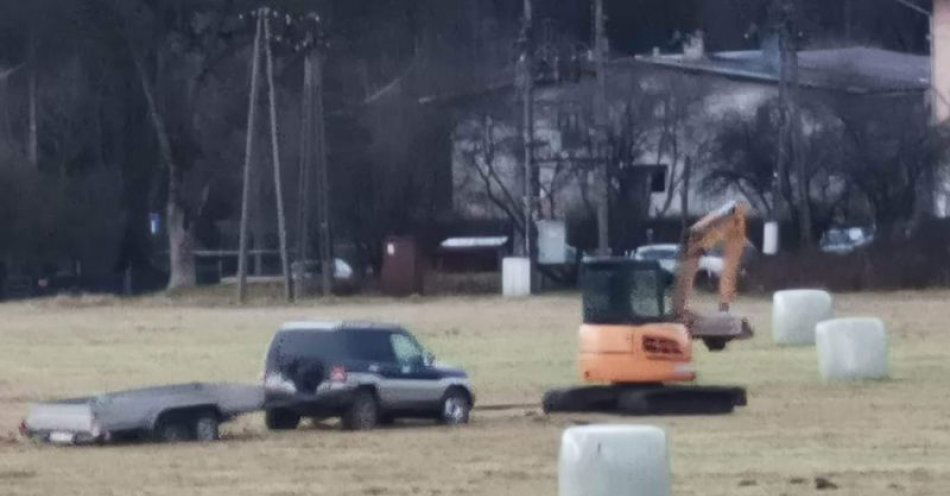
left=380, top=236, right=424, bottom=296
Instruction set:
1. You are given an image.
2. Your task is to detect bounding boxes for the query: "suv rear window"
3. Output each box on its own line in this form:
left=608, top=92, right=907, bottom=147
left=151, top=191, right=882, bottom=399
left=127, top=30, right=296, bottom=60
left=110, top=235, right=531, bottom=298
left=266, top=328, right=402, bottom=372
left=265, top=330, right=346, bottom=372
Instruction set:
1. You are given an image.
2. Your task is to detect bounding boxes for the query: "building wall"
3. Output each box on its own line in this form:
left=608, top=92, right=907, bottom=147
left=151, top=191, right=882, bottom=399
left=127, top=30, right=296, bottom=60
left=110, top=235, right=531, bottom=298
left=934, top=0, right=950, bottom=216
left=935, top=0, right=950, bottom=122
left=450, top=66, right=776, bottom=230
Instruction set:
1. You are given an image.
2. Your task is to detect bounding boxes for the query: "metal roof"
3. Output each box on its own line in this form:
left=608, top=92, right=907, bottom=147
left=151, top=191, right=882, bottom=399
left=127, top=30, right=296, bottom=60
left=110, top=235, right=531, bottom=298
left=633, top=46, right=930, bottom=95
left=440, top=236, right=509, bottom=250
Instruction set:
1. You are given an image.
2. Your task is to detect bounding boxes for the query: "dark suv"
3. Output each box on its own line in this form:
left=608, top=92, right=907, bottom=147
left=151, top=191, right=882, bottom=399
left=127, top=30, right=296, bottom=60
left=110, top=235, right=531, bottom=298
left=262, top=321, right=475, bottom=431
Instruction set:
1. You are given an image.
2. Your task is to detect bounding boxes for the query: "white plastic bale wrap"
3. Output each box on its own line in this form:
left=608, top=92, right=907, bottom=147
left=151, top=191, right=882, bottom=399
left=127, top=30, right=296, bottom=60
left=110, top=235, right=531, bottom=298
left=762, top=221, right=779, bottom=255
left=537, top=220, right=567, bottom=264
left=816, top=317, right=889, bottom=381
left=502, top=257, right=531, bottom=296
left=559, top=425, right=670, bottom=496
left=772, top=289, right=834, bottom=345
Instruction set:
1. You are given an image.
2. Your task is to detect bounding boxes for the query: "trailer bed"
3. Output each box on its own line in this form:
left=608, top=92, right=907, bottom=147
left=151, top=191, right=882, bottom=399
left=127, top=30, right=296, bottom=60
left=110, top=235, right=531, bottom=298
left=22, top=382, right=264, bottom=444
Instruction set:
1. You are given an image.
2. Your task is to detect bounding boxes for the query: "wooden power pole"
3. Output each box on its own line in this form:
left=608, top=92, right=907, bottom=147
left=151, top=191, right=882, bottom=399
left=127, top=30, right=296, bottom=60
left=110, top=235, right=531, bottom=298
left=293, top=14, right=332, bottom=298
left=313, top=50, right=333, bottom=297
left=296, top=47, right=314, bottom=266
left=520, top=0, right=535, bottom=265
left=263, top=14, right=294, bottom=301
left=513, top=0, right=537, bottom=293
left=236, top=13, right=263, bottom=304
left=237, top=8, right=294, bottom=303
left=593, top=0, right=610, bottom=255
left=774, top=0, right=812, bottom=246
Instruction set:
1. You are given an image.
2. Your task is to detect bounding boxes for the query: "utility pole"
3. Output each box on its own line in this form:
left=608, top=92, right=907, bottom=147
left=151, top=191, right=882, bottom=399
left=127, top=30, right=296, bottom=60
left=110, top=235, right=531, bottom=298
left=772, top=0, right=813, bottom=246
left=593, top=0, right=610, bottom=256
left=263, top=13, right=294, bottom=301
left=294, top=13, right=331, bottom=297
left=519, top=0, right=536, bottom=289
left=783, top=1, right=812, bottom=246
left=236, top=12, right=263, bottom=304
left=314, top=48, right=333, bottom=297
left=296, top=46, right=314, bottom=267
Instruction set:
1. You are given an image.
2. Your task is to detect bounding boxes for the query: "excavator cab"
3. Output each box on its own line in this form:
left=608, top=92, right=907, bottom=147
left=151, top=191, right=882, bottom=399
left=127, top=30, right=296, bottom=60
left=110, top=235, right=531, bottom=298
left=578, top=258, right=696, bottom=385
left=581, top=258, right=674, bottom=326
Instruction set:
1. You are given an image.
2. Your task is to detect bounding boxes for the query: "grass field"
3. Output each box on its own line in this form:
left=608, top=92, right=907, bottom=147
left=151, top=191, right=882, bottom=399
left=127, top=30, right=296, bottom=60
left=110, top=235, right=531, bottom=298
left=1, top=289, right=949, bottom=495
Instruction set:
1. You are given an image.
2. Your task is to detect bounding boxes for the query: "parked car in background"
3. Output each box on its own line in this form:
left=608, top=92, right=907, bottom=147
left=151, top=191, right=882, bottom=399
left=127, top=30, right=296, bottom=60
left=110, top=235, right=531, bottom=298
left=631, top=244, right=680, bottom=274
left=819, top=226, right=875, bottom=254
left=631, top=244, right=723, bottom=281
left=263, top=321, right=475, bottom=431
left=291, top=258, right=360, bottom=294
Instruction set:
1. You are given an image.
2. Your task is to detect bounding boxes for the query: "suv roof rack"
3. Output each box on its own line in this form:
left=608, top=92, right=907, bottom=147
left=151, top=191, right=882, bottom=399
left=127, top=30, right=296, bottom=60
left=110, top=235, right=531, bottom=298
left=339, top=320, right=402, bottom=331
left=279, top=321, right=342, bottom=331
left=277, top=320, right=403, bottom=332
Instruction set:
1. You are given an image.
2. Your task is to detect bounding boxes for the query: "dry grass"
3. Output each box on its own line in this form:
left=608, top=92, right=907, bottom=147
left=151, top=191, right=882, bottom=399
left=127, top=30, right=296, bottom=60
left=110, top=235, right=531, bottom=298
left=1, top=289, right=950, bottom=495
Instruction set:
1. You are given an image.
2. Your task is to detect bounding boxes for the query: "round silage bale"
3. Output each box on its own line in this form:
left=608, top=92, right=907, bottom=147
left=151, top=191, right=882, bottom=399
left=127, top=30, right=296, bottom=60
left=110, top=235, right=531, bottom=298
left=772, top=289, right=834, bottom=345
left=559, top=425, right=670, bottom=496
left=815, top=317, right=889, bottom=381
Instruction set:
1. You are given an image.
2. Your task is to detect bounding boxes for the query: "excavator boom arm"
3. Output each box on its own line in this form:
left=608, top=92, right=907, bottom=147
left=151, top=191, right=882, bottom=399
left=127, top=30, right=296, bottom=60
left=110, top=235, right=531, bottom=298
left=672, top=201, right=751, bottom=321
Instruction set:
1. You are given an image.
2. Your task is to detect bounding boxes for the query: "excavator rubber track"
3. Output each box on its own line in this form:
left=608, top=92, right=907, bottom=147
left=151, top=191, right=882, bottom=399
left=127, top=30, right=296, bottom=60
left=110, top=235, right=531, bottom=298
left=542, top=384, right=746, bottom=416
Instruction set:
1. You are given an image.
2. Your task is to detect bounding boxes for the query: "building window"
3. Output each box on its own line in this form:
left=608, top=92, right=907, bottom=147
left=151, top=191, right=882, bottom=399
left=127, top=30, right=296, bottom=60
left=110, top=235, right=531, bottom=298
left=650, top=166, right=667, bottom=193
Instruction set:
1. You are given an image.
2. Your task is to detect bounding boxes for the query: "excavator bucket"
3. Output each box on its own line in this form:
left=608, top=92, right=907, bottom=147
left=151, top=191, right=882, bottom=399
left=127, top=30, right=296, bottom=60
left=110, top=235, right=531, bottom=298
left=688, top=311, right=754, bottom=351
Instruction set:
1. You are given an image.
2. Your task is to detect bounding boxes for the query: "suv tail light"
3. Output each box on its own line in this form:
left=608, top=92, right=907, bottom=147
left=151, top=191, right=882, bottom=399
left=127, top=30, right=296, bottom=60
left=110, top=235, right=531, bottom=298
left=329, top=365, right=347, bottom=383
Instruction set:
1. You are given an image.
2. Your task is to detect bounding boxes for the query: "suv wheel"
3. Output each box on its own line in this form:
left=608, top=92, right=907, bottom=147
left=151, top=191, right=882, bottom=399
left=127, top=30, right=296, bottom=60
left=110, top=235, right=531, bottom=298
left=439, top=389, right=471, bottom=425
left=342, top=390, right=379, bottom=431
left=265, top=408, right=301, bottom=430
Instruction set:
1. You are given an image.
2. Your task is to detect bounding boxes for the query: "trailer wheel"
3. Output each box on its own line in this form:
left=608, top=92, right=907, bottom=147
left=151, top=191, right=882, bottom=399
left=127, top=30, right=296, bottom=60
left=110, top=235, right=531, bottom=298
left=154, top=419, right=190, bottom=443
left=703, top=338, right=728, bottom=352
left=194, top=414, right=219, bottom=442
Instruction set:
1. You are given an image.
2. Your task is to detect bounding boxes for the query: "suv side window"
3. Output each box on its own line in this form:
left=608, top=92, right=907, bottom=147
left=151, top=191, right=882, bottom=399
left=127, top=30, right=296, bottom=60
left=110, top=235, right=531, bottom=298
left=390, top=332, right=424, bottom=366
left=347, top=330, right=396, bottom=363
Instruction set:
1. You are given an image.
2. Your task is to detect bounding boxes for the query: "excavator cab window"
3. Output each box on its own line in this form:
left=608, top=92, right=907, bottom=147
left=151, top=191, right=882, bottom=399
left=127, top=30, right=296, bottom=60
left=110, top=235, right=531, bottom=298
left=581, top=258, right=673, bottom=325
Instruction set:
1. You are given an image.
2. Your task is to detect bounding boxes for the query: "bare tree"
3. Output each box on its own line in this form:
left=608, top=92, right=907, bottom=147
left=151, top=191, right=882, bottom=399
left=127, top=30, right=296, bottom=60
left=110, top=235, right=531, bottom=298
left=111, top=0, right=251, bottom=291
left=648, top=73, right=711, bottom=220
left=837, top=101, right=949, bottom=238
left=454, top=115, right=527, bottom=236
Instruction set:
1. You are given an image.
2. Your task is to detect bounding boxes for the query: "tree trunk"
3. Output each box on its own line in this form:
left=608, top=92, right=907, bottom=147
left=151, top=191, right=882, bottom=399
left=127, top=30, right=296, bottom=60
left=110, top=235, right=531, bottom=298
left=129, top=42, right=196, bottom=290
left=165, top=199, right=196, bottom=289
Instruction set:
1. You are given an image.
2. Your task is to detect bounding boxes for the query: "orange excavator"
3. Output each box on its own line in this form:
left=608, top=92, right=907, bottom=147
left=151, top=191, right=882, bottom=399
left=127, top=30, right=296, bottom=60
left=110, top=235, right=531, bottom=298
left=542, top=201, right=755, bottom=415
